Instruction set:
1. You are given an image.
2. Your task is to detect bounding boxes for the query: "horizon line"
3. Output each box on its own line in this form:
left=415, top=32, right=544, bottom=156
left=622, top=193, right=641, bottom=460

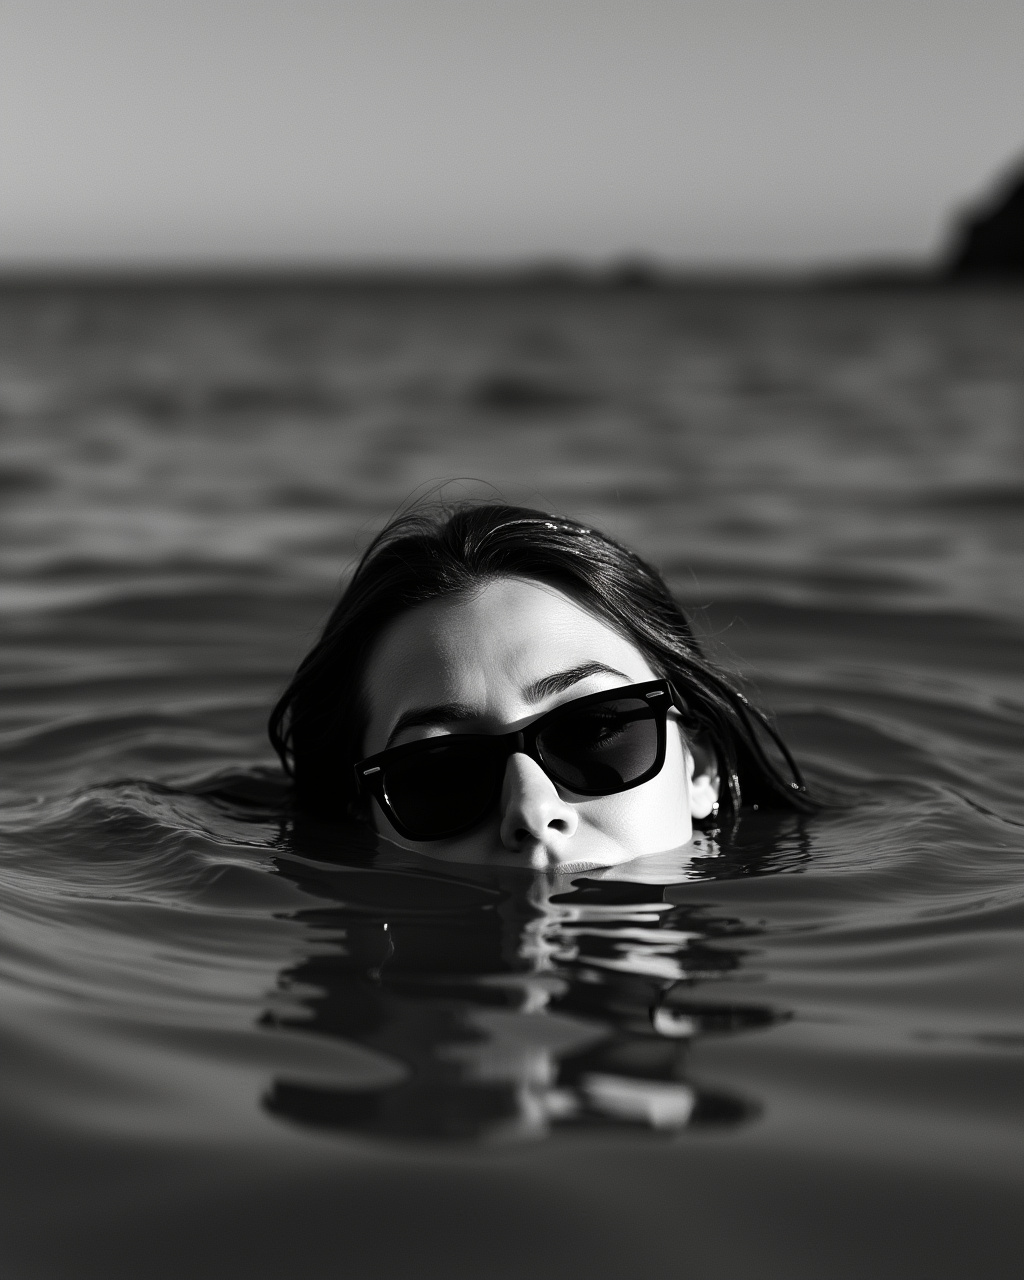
left=0, top=255, right=963, bottom=290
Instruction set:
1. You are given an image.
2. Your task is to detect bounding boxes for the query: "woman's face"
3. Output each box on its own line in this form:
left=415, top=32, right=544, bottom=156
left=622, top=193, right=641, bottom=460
left=361, top=577, right=719, bottom=872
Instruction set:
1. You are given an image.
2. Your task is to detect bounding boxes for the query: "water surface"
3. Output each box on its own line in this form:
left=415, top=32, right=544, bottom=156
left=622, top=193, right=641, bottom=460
left=1, top=280, right=1022, bottom=1278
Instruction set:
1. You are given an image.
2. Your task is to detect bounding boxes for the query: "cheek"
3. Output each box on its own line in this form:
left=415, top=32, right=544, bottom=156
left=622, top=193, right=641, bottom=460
left=575, top=729, right=691, bottom=843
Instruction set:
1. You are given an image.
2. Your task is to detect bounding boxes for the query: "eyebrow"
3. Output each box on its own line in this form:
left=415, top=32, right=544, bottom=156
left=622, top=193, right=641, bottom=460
left=385, top=661, right=630, bottom=747
left=522, top=661, right=630, bottom=703
left=387, top=701, right=479, bottom=746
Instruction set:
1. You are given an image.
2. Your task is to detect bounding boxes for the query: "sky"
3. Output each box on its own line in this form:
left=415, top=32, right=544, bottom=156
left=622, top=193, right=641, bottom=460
left=1, top=0, right=1022, bottom=269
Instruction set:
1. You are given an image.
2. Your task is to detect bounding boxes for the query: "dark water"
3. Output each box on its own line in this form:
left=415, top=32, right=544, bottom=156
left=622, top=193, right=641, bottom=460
left=1, top=280, right=1022, bottom=1278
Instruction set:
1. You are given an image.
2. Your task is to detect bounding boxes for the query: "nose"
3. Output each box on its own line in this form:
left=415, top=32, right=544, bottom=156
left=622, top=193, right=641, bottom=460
left=499, top=753, right=579, bottom=864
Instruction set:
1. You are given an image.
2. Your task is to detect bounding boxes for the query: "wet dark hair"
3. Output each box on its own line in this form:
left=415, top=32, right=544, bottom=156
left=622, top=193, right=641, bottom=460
left=268, top=502, right=813, bottom=824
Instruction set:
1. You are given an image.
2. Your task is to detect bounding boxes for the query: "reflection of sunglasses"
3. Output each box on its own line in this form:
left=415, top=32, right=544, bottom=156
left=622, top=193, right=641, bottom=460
left=354, top=680, right=672, bottom=842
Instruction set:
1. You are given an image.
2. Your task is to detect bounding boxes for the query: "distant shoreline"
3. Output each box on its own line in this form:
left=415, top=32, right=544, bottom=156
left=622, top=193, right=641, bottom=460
left=0, top=262, right=1016, bottom=293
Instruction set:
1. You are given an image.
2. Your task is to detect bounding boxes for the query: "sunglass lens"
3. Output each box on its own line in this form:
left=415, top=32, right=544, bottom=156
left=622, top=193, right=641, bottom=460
left=536, top=696, right=659, bottom=794
left=382, top=737, right=504, bottom=839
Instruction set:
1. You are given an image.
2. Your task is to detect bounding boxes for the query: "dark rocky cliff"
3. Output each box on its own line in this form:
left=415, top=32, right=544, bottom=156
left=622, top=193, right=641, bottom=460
left=948, top=165, right=1024, bottom=276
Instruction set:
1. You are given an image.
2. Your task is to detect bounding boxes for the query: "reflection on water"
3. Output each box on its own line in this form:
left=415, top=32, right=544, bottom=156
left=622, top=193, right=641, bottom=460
left=261, top=851, right=775, bottom=1142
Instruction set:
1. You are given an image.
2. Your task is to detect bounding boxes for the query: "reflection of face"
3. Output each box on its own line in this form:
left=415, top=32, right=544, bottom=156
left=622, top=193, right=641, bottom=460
left=361, top=577, right=718, bottom=871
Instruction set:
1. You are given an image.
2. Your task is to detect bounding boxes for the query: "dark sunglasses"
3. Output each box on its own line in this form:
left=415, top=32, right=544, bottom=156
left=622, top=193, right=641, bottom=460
left=354, top=679, right=673, bottom=842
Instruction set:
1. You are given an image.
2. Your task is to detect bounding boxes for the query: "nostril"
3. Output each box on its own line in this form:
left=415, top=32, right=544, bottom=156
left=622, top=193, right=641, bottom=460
left=514, top=819, right=569, bottom=848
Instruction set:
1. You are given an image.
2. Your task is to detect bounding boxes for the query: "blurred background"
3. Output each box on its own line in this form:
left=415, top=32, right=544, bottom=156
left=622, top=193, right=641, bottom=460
left=1, top=0, right=1022, bottom=272
left=0, top=0, right=1022, bottom=639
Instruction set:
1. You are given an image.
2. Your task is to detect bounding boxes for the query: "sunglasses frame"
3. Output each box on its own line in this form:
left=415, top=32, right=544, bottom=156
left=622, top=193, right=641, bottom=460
left=354, top=679, right=673, bottom=841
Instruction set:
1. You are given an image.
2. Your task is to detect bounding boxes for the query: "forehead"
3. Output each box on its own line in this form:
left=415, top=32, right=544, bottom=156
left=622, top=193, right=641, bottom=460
left=362, top=577, right=654, bottom=738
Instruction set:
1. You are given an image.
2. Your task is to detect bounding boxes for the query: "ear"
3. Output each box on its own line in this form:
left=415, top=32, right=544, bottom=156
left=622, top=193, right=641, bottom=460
left=686, top=734, right=720, bottom=820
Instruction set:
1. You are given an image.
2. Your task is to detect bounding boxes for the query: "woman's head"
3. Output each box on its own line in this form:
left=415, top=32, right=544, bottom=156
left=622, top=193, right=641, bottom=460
left=269, top=502, right=810, bottom=868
